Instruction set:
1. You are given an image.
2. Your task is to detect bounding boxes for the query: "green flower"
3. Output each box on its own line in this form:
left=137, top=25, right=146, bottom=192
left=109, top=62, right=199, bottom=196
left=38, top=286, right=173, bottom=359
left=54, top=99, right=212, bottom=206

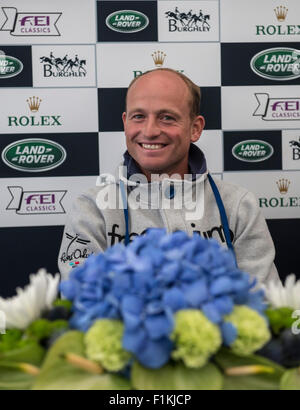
left=170, top=310, right=222, bottom=368
left=224, top=306, right=271, bottom=356
left=84, top=319, right=131, bottom=372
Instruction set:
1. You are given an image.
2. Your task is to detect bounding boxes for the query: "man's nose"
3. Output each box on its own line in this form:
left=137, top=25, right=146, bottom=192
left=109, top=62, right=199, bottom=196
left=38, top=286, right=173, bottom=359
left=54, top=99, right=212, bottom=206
left=142, top=117, right=161, bottom=138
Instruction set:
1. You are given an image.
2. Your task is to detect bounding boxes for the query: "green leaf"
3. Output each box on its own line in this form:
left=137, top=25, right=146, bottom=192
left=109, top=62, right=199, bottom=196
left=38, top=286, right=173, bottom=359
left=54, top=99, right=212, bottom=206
left=0, top=362, right=36, bottom=390
left=131, top=361, right=223, bottom=390
left=53, top=298, right=72, bottom=311
left=266, top=308, right=294, bottom=335
left=0, top=342, right=45, bottom=366
left=280, top=369, right=300, bottom=390
left=32, top=330, right=131, bottom=390
left=214, top=348, right=284, bottom=390
left=0, top=342, right=45, bottom=390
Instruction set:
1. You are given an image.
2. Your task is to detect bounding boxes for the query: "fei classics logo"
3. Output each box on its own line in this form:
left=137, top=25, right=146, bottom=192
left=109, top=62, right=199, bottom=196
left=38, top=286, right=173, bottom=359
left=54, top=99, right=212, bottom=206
left=253, top=93, right=300, bottom=120
left=0, top=7, right=61, bottom=36
left=6, top=186, right=66, bottom=215
left=250, top=48, right=300, bottom=80
left=165, top=7, right=211, bottom=32
left=0, top=51, right=23, bottom=79
left=232, top=140, right=274, bottom=163
left=8, top=96, right=62, bottom=128
left=2, top=139, right=66, bottom=172
left=106, top=10, right=149, bottom=33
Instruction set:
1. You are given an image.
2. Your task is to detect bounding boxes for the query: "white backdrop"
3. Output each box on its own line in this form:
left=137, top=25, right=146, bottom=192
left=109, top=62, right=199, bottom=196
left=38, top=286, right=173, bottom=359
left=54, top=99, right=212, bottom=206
left=0, top=0, right=300, bottom=295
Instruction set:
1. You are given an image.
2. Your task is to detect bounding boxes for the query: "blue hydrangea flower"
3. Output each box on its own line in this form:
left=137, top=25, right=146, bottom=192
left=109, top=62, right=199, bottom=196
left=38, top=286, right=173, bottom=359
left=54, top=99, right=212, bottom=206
left=60, top=228, right=267, bottom=368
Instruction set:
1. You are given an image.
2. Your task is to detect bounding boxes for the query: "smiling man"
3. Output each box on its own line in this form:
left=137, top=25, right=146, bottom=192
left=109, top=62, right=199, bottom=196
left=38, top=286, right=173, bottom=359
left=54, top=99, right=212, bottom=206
left=123, top=69, right=204, bottom=179
left=58, top=68, right=280, bottom=285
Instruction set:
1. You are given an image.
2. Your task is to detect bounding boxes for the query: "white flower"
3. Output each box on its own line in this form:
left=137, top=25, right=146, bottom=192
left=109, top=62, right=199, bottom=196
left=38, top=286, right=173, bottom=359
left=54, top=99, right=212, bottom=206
left=0, top=269, right=60, bottom=330
left=263, top=274, right=300, bottom=310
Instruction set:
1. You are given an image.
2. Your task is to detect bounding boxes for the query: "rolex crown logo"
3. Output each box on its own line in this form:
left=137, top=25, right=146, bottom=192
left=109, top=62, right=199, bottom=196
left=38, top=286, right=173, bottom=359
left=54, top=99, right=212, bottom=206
left=27, top=96, right=42, bottom=113
left=274, top=6, right=288, bottom=22
left=152, top=51, right=166, bottom=68
left=276, top=178, right=290, bottom=194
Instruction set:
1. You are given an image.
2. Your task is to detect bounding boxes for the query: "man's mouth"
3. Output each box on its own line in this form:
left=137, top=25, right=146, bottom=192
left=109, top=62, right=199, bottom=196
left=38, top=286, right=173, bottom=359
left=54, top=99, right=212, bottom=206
left=139, top=143, right=167, bottom=150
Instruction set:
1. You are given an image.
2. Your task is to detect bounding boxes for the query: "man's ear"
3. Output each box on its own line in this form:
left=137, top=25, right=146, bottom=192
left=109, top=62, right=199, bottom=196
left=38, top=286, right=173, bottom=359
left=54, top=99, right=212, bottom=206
left=191, top=115, right=205, bottom=143
left=122, top=112, right=127, bottom=129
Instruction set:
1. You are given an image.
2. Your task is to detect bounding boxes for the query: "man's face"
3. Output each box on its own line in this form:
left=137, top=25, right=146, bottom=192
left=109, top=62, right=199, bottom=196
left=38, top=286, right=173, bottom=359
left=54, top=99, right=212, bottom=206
left=122, top=71, right=205, bottom=179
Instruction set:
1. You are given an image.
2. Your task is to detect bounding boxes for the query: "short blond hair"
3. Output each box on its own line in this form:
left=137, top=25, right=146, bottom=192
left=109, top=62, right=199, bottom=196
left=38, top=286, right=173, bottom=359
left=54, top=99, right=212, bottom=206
left=125, top=68, right=201, bottom=119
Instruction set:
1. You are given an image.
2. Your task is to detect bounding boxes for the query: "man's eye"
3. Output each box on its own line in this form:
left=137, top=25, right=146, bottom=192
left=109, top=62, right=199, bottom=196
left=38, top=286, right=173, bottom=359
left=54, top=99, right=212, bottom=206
left=161, top=115, right=175, bottom=121
left=132, top=114, right=144, bottom=120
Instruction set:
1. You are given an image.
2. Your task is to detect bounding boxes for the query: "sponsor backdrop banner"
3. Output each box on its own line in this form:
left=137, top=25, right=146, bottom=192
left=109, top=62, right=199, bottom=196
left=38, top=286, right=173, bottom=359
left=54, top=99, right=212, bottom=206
left=0, top=0, right=300, bottom=296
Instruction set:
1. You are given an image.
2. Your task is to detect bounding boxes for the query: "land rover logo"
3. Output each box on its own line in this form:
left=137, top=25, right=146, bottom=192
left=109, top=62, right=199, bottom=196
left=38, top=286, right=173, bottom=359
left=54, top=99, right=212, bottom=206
left=232, top=140, right=274, bottom=162
left=0, top=54, right=23, bottom=78
left=2, top=139, right=66, bottom=172
left=250, top=48, right=300, bottom=80
left=106, top=10, right=149, bottom=33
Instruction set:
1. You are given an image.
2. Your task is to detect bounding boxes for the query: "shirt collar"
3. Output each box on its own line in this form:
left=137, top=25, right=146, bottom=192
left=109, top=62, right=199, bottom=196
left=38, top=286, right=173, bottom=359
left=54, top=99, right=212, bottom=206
left=123, top=143, right=207, bottom=180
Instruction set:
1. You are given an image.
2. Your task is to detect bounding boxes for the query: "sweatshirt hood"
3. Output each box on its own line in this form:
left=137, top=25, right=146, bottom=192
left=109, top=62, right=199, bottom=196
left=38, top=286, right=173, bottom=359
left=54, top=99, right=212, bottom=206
left=96, top=143, right=208, bottom=188
left=123, top=143, right=207, bottom=181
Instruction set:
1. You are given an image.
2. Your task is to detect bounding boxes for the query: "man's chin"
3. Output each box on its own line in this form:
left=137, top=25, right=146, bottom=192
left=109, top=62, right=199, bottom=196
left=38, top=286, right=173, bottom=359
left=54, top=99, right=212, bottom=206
left=139, top=162, right=167, bottom=174
left=139, top=164, right=179, bottom=179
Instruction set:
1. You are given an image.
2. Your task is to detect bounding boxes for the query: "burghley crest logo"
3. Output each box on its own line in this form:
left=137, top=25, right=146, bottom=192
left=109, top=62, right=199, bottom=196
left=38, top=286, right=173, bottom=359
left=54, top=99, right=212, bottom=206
left=2, top=138, right=66, bottom=172
left=0, top=51, right=23, bottom=79
left=253, top=93, right=300, bottom=121
left=40, top=52, right=87, bottom=78
left=106, top=10, right=149, bottom=33
left=0, top=7, right=61, bottom=36
left=250, top=48, right=300, bottom=80
left=7, top=97, right=62, bottom=128
left=289, top=137, right=300, bottom=161
left=6, top=186, right=66, bottom=215
left=232, top=140, right=274, bottom=162
left=165, top=7, right=210, bottom=32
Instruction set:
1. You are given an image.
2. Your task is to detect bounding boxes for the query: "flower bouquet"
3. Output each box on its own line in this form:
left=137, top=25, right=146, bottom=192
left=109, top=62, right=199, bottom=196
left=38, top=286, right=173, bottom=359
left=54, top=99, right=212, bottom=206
left=0, top=229, right=300, bottom=390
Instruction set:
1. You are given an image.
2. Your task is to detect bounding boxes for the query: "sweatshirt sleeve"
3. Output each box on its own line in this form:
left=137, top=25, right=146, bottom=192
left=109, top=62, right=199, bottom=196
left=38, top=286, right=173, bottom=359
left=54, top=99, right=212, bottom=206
left=233, top=190, right=281, bottom=286
left=58, top=192, right=107, bottom=280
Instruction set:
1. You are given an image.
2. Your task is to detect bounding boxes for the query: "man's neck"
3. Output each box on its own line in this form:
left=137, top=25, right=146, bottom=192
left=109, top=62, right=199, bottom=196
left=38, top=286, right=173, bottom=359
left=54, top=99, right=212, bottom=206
left=142, top=166, right=189, bottom=182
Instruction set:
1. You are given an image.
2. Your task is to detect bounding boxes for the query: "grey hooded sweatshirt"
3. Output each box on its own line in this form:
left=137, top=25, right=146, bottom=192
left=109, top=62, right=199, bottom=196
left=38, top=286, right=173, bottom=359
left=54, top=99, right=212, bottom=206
left=58, top=144, right=280, bottom=284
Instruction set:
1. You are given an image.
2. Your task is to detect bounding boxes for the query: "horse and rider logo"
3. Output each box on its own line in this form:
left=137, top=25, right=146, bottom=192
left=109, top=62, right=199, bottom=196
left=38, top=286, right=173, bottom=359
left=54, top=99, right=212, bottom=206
left=165, top=7, right=211, bottom=32
left=289, top=137, right=300, bottom=149
left=40, top=52, right=87, bottom=77
left=288, top=138, right=300, bottom=162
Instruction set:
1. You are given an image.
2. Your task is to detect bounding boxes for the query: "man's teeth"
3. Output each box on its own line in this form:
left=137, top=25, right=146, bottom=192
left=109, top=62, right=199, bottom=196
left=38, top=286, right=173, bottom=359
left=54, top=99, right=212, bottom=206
left=141, top=143, right=164, bottom=150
